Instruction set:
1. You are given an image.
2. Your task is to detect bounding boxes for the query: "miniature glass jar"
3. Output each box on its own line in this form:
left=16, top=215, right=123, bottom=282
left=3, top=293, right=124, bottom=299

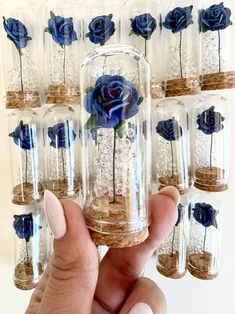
left=13, top=203, right=48, bottom=290
left=156, top=195, right=191, bottom=279
left=200, top=0, right=235, bottom=90
left=81, top=44, right=151, bottom=248
left=160, top=0, right=201, bottom=97
left=83, top=0, right=120, bottom=56
left=44, top=105, right=80, bottom=200
left=188, top=190, right=223, bottom=280
left=192, top=94, right=230, bottom=192
left=1, top=3, right=41, bottom=109
left=43, top=0, right=81, bottom=105
left=153, top=98, right=191, bottom=195
left=122, top=0, right=164, bottom=99
left=8, top=109, right=44, bottom=205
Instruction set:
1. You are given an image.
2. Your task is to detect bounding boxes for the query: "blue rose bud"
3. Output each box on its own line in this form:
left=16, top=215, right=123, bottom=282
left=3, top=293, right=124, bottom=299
left=48, top=122, right=76, bottom=149
left=3, top=17, right=31, bottom=49
left=193, top=203, right=218, bottom=228
left=200, top=3, right=233, bottom=32
left=163, top=6, right=194, bottom=33
left=9, top=121, right=36, bottom=150
left=46, top=12, right=78, bottom=46
left=86, top=14, right=115, bottom=46
left=156, top=118, right=183, bottom=141
left=197, top=106, right=225, bottom=135
left=85, top=75, right=140, bottom=129
left=13, top=213, right=34, bottom=241
left=130, top=13, right=157, bottom=39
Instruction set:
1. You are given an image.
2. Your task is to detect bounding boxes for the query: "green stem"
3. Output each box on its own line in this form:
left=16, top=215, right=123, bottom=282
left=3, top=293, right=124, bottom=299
left=111, top=129, right=117, bottom=203
left=63, top=46, right=66, bottom=84
left=171, top=227, right=176, bottom=256
left=144, top=39, right=147, bottom=58
left=210, top=133, right=213, bottom=169
left=218, top=30, right=221, bottom=73
left=61, top=148, right=66, bottom=183
left=203, top=227, right=207, bottom=252
left=170, top=142, right=174, bottom=178
left=25, top=150, right=28, bottom=187
left=137, top=60, right=140, bottom=86
left=25, top=240, right=29, bottom=264
left=19, top=53, right=23, bottom=91
left=179, top=31, right=183, bottom=78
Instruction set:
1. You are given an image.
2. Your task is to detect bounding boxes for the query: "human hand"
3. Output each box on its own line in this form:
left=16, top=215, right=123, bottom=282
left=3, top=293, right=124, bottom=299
left=26, top=187, right=179, bottom=314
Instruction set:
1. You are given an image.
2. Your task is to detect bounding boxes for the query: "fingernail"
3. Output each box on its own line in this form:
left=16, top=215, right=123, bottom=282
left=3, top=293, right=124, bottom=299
left=44, top=190, right=67, bottom=239
left=128, top=303, right=153, bottom=314
left=159, top=186, right=180, bottom=206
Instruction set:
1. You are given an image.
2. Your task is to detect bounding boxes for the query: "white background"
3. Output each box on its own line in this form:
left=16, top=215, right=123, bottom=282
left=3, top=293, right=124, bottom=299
left=0, top=1, right=235, bottom=313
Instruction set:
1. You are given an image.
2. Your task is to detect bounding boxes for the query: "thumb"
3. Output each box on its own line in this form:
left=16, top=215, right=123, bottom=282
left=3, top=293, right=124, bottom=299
left=120, top=277, right=167, bottom=314
left=39, top=191, right=99, bottom=314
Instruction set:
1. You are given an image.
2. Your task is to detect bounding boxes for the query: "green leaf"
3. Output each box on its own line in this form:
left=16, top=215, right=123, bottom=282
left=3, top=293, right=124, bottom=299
left=50, top=11, right=56, bottom=20
left=130, top=18, right=134, bottom=23
left=85, top=86, right=95, bottom=94
left=108, top=14, right=113, bottom=20
left=44, top=27, right=52, bottom=34
left=115, top=121, right=126, bottom=139
left=9, top=132, right=15, bottom=138
left=6, top=35, right=23, bottom=55
left=129, top=30, right=136, bottom=36
left=26, top=237, right=30, bottom=243
left=137, top=96, right=144, bottom=106
left=86, top=32, right=90, bottom=38
left=85, top=116, right=99, bottom=130
left=27, top=36, right=32, bottom=41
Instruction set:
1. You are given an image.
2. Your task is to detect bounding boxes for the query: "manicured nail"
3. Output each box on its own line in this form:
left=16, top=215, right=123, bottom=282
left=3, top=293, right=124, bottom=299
left=44, top=190, right=66, bottom=239
left=128, top=303, right=153, bottom=314
left=159, top=186, right=180, bottom=206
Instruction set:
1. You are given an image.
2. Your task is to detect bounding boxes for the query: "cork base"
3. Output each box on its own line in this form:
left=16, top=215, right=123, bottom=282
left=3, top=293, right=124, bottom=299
left=201, top=71, right=235, bottom=91
left=157, top=252, right=186, bottom=279
left=12, top=182, right=44, bottom=205
left=158, top=174, right=190, bottom=195
left=86, top=196, right=149, bottom=248
left=188, top=252, right=218, bottom=280
left=152, top=81, right=165, bottom=99
left=6, top=91, right=41, bottom=109
left=46, top=84, right=80, bottom=105
left=166, top=77, right=201, bottom=97
left=46, top=179, right=79, bottom=200
left=194, top=167, right=228, bottom=192
left=14, top=262, right=43, bottom=290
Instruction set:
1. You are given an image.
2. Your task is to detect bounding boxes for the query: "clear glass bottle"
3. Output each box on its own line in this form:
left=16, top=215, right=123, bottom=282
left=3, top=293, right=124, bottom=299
left=192, top=94, right=230, bottom=192
left=8, top=109, right=44, bottom=205
left=156, top=195, right=191, bottom=279
left=161, top=0, right=201, bottom=97
left=44, top=105, right=80, bottom=200
left=13, top=203, right=47, bottom=290
left=153, top=98, right=191, bottom=195
left=200, top=0, right=235, bottom=90
left=188, top=190, right=223, bottom=280
left=122, top=0, right=164, bottom=99
left=83, top=0, right=120, bottom=56
left=1, top=3, right=41, bottom=109
left=43, top=0, right=81, bottom=105
left=81, top=44, right=151, bottom=248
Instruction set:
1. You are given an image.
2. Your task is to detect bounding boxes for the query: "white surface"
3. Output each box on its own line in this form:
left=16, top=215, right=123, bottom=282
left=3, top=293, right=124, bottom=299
left=0, top=1, right=235, bottom=313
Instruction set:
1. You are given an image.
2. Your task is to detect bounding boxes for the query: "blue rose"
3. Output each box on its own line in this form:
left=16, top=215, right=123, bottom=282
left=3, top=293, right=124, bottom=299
left=86, top=14, right=115, bottom=46
left=45, top=11, right=78, bottom=46
left=9, top=121, right=36, bottom=150
left=175, top=203, right=184, bottom=227
left=13, top=213, right=34, bottom=242
left=130, top=13, right=157, bottom=39
left=85, top=75, right=140, bottom=129
left=193, top=203, right=218, bottom=228
left=200, top=3, right=232, bottom=32
left=197, top=106, right=225, bottom=135
left=163, top=6, right=193, bottom=33
left=156, top=118, right=183, bottom=141
left=48, top=122, right=76, bottom=149
left=3, top=17, right=31, bottom=49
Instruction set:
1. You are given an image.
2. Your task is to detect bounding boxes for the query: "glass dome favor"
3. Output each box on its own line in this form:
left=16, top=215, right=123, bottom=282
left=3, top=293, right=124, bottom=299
left=81, top=44, right=151, bottom=248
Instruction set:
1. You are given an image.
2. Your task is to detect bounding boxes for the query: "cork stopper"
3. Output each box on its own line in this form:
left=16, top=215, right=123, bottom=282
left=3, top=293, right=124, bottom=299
left=6, top=91, right=41, bottom=109
left=157, top=252, right=186, bottom=279
left=201, top=71, right=235, bottom=91
left=46, top=179, right=80, bottom=200
left=152, top=80, right=165, bottom=99
left=194, top=167, right=228, bottom=192
left=188, top=252, right=218, bottom=280
left=46, top=84, right=80, bottom=105
left=158, top=175, right=192, bottom=195
left=12, top=182, right=44, bottom=205
left=166, top=77, right=201, bottom=97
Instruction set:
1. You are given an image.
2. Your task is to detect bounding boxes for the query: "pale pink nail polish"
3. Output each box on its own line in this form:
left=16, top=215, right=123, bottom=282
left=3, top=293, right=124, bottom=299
left=128, top=303, right=153, bottom=314
left=44, top=190, right=67, bottom=239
